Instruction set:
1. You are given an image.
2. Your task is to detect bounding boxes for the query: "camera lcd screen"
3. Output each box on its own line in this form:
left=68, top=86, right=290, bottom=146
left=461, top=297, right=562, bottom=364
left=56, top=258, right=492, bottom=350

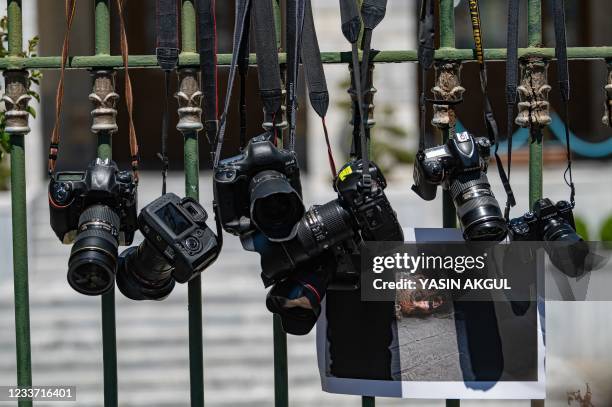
left=155, top=203, right=191, bottom=236
left=57, top=173, right=84, bottom=181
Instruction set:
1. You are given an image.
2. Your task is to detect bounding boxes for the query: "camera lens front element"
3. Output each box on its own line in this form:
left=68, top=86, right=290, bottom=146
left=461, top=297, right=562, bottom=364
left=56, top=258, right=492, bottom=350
left=249, top=170, right=305, bottom=241
left=67, top=205, right=120, bottom=295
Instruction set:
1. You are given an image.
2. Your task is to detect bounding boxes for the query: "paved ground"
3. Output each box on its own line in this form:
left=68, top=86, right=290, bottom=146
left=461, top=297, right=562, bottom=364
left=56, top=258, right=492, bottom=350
left=1, top=165, right=612, bottom=406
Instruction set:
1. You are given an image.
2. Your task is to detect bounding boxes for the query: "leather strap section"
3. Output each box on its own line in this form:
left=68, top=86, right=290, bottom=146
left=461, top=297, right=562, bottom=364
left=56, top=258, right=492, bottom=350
left=155, top=0, right=180, bottom=71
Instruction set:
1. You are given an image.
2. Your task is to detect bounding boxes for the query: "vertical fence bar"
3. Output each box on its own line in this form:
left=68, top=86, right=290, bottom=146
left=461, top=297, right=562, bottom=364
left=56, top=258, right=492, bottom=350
left=179, top=2, right=205, bottom=406
left=94, top=1, right=119, bottom=406
left=271, top=1, right=290, bottom=406
left=527, top=3, right=545, bottom=407
left=6, top=1, right=33, bottom=406
left=528, top=0, right=543, bottom=206
left=438, top=0, right=457, bottom=232
left=439, top=2, right=458, bottom=407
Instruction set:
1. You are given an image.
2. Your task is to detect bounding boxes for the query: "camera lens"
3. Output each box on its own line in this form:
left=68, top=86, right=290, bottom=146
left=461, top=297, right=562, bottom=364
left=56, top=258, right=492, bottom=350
left=67, top=205, right=120, bottom=295
left=117, top=241, right=176, bottom=301
left=296, top=201, right=354, bottom=255
left=542, top=217, right=582, bottom=242
left=450, top=172, right=507, bottom=242
left=266, top=262, right=329, bottom=335
left=249, top=170, right=305, bottom=241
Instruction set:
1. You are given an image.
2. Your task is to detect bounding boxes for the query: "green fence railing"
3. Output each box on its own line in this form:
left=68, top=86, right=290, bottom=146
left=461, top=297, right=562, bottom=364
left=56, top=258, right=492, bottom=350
left=5, top=0, right=611, bottom=406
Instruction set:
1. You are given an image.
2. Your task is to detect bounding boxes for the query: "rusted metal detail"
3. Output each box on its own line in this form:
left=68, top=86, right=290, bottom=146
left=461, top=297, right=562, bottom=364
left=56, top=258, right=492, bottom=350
left=602, top=61, right=612, bottom=127
left=89, top=69, right=119, bottom=134
left=3, top=70, right=31, bottom=135
left=431, top=61, right=464, bottom=130
left=175, top=67, right=203, bottom=133
left=516, top=57, right=551, bottom=130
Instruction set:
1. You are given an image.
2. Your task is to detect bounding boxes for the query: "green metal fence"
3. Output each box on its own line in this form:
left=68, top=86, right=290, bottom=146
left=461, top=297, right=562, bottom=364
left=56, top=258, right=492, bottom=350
left=4, top=0, right=611, bottom=406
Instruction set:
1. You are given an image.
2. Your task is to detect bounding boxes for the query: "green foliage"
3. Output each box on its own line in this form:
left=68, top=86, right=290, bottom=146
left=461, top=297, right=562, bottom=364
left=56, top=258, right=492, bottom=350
left=599, top=214, right=612, bottom=247
left=573, top=215, right=589, bottom=241
left=0, top=15, right=41, bottom=190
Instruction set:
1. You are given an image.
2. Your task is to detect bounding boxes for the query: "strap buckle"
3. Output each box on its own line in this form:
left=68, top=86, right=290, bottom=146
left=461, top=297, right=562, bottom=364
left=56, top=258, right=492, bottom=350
left=156, top=47, right=180, bottom=71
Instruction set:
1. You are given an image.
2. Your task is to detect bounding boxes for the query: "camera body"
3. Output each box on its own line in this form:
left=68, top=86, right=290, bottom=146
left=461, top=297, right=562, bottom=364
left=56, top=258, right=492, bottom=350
left=137, top=193, right=220, bottom=283
left=412, top=131, right=491, bottom=200
left=412, top=131, right=507, bottom=241
left=509, top=198, right=579, bottom=242
left=213, top=134, right=304, bottom=240
left=335, top=160, right=404, bottom=242
left=49, top=158, right=137, bottom=245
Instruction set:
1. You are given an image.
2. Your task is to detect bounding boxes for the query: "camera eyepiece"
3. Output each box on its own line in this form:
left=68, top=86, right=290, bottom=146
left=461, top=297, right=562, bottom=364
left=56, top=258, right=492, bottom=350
left=67, top=205, right=120, bottom=295
left=450, top=172, right=507, bottom=242
left=249, top=170, right=305, bottom=241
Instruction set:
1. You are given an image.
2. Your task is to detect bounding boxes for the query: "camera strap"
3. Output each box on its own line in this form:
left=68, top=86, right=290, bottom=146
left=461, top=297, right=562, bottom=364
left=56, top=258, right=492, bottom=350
left=252, top=0, right=283, bottom=140
left=505, top=0, right=519, bottom=218
left=552, top=0, right=576, bottom=207
left=301, top=0, right=335, bottom=175
left=417, top=0, right=435, bottom=152
left=339, top=0, right=371, bottom=183
left=156, top=0, right=180, bottom=194
left=286, top=0, right=307, bottom=152
left=238, top=6, right=251, bottom=149
left=468, top=0, right=515, bottom=218
left=214, top=0, right=313, bottom=167
left=197, top=0, right=219, bottom=151
left=48, top=0, right=140, bottom=182
left=360, top=0, right=387, bottom=91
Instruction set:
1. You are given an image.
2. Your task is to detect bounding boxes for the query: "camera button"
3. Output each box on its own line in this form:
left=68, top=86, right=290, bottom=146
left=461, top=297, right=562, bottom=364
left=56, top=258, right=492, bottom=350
left=185, top=237, right=201, bottom=252
left=195, top=229, right=204, bottom=237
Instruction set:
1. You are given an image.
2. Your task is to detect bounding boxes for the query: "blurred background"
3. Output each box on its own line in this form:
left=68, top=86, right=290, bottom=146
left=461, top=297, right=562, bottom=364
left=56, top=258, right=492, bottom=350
left=1, top=0, right=612, bottom=405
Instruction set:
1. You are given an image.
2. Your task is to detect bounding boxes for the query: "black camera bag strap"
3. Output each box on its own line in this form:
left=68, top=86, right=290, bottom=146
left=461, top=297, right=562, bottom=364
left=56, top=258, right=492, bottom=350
left=339, top=0, right=371, bottom=184
left=468, top=0, right=515, bottom=219
left=417, top=0, right=435, bottom=153
left=552, top=0, right=576, bottom=206
left=49, top=0, right=140, bottom=182
left=156, top=0, right=180, bottom=194
left=197, top=0, right=219, bottom=151
left=238, top=5, right=251, bottom=149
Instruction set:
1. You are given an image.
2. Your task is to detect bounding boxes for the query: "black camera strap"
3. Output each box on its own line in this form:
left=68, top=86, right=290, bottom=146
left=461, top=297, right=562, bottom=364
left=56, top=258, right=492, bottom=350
left=156, top=0, right=180, bottom=195
left=468, top=0, right=515, bottom=218
left=552, top=0, right=576, bottom=207
left=238, top=6, right=251, bottom=149
left=252, top=0, right=283, bottom=139
left=359, top=0, right=387, bottom=90
left=340, top=0, right=370, bottom=183
left=505, top=0, right=519, bottom=217
left=213, top=0, right=251, bottom=167
left=301, top=0, right=335, bottom=175
left=49, top=0, right=140, bottom=182
left=286, top=0, right=307, bottom=151
left=197, top=0, right=220, bottom=151
left=417, top=0, right=435, bottom=152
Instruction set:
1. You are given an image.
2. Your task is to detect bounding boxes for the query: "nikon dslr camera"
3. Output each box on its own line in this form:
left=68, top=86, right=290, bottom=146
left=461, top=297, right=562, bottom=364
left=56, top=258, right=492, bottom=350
left=48, top=158, right=137, bottom=296
left=247, top=159, right=404, bottom=335
left=509, top=198, right=589, bottom=278
left=213, top=134, right=305, bottom=241
left=412, top=131, right=507, bottom=242
left=117, top=193, right=220, bottom=300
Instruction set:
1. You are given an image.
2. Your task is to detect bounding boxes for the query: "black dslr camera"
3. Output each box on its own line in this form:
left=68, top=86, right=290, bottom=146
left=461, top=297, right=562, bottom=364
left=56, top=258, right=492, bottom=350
left=48, top=158, right=137, bottom=296
left=412, top=131, right=507, bottom=242
left=246, top=159, right=404, bottom=335
left=509, top=198, right=588, bottom=278
left=213, top=134, right=305, bottom=241
left=117, top=193, right=220, bottom=300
